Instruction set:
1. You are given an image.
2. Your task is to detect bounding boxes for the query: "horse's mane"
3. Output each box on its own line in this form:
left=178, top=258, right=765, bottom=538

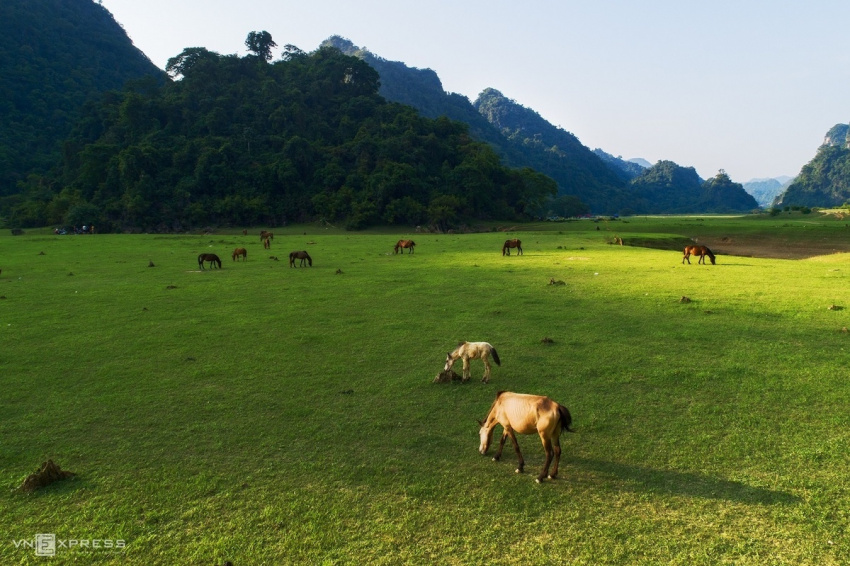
left=482, top=391, right=507, bottom=421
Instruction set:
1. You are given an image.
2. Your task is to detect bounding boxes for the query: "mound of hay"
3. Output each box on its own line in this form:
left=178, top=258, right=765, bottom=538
left=433, top=369, right=463, bottom=383
left=828, top=304, right=843, bottom=311
left=20, top=460, right=75, bottom=493
left=679, top=296, right=691, bottom=303
left=549, top=278, right=566, bottom=286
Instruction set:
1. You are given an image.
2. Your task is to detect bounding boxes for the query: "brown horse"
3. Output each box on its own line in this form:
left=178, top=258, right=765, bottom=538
left=394, top=239, right=416, bottom=254
left=683, top=245, right=716, bottom=265
left=263, top=237, right=271, bottom=250
left=502, top=239, right=523, bottom=256
left=232, top=248, right=247, bottom=261
left=198, top=253, right=222, bottom=270
left=444, top=341, right=501, bottom=383
left=478, top=391, right=573, bottom=483
left=260, top=230, right=274, bottom=241
left=289, top=250, right=312, bottom=267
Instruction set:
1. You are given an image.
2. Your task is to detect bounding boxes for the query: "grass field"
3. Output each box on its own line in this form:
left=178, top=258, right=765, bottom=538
left=2, top=215, right=850, bottom=564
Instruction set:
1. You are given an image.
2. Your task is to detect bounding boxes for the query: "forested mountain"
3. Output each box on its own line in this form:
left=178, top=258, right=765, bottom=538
left=473, top=88, right=634, bottom=213
left=743, top=177, right=792, bottom=207
left=5, top=44, right=555, bottom=231
left=626, top=162, right=757, bottom=214
left=325, top=37, right=758, bottom=215
left=592, top=148, right=647, bottom=181
left=325, top=37, right=630, bottom=213
left=777, top=123, right=850, bottom=207
left=0, top=0, right=163, bottom=196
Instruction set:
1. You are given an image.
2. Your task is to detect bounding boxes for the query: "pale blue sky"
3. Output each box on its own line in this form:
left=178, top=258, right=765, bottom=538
left=100, top=0, right=850, bottom=182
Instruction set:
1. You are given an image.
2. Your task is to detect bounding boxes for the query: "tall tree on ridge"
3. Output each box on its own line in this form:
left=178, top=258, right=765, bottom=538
left=245, top=31, right=277, bottom=61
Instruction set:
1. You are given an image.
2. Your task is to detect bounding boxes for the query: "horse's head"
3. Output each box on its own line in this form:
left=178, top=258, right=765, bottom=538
left=444, top=352, right=455, bottom=372
left=477, top=419, right=494, bottom=455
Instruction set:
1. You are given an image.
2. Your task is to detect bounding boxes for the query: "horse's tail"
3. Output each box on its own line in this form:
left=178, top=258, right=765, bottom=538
left=558, top=404, right=574, bottom=433
left=489, top=345, right=501, bottom=366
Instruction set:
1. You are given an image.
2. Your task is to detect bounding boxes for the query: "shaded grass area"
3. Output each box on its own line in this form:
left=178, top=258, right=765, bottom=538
left=2, top=225, right=850, bottom=564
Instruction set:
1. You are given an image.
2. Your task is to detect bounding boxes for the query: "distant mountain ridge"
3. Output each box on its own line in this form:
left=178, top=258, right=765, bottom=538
left=323, top=36, right=631, bottom=213
left=326, top=36, right=757, bottom=215
left=743, top=177, right=793, bottom=208
left=592, top=148, right=647, bottom=181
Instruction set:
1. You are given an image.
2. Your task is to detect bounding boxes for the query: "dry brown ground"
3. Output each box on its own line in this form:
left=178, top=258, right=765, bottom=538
left=697, top=234, right=850, bottom=260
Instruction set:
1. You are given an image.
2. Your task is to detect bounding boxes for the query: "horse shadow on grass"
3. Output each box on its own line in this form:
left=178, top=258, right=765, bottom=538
left=572, top=457, right=799, bottom=505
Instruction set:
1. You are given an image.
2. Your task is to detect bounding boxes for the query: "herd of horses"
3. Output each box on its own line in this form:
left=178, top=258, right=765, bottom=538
left=198, top=236, right=542, bottom=271
left=194, top=233, right=715, bottom=483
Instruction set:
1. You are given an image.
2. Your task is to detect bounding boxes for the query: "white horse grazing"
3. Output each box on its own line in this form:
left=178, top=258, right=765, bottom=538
left=478, top=391, right=573, bottom=483
left=444, top=341, right=501, bottom=383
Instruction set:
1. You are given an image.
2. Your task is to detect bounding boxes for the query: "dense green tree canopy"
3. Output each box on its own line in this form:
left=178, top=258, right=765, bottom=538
left=628, top=162, right=757, bottom=214
left=0, top=0, right=162, bottom=197
left=6, top=42, right=555, bottom=230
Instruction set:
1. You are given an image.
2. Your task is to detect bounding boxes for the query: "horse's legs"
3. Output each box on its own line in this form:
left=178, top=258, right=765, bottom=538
left=683, top=254, right=690, bottom=264
left=482, top=358, right=491, bottom=383
left=461, top=358, right=471, bottom=382
left=518, top=246, right=523, bottom=255
left=493, top=430, right=508, bottom=461
left=507, top=430, right=524, bottom=473
left=537, top=436, right=553, bottom=483
left=549, top=436, right=562, bottom=479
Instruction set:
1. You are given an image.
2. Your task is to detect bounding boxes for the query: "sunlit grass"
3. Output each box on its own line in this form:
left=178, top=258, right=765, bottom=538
left=1, top=221, right=849, bottom=564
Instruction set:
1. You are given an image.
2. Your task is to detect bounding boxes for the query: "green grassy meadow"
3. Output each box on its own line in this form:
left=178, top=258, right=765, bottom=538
left=2, top=216, right=850, bottom=564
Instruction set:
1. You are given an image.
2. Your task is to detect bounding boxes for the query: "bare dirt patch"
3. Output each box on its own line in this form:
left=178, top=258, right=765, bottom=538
left=626, top=232, right=850, bottom=260
left=697, top=235, right=850, bottom=260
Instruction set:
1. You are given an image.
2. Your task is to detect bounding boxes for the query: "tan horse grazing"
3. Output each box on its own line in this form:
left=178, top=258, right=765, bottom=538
left=478, top=391, right=574, bottom=483
left=232, top=248, right=247, bottom=261
left=198, top=253, right=222, bottom=270
left=444, top=341, right=501, bottom=383
left=682, top=245, right=715, bottom=265
left=502, top=239, right=523, bottom=256
left=289, top=250, right=312, bottom=267
left=394, top=239, right=416, bottom=254
left=260, top=230, right=274, bottom=242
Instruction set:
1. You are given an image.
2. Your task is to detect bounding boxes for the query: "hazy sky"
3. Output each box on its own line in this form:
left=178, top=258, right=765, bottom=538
left=99, top=0, right=850, bottom=182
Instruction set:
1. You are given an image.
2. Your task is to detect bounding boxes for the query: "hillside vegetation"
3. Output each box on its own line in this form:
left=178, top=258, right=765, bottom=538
left=0, top=0, right=162, bottom=196
left=6, top=43, right=556, bottom=231
left=328, top=37, right=760, bottom=216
